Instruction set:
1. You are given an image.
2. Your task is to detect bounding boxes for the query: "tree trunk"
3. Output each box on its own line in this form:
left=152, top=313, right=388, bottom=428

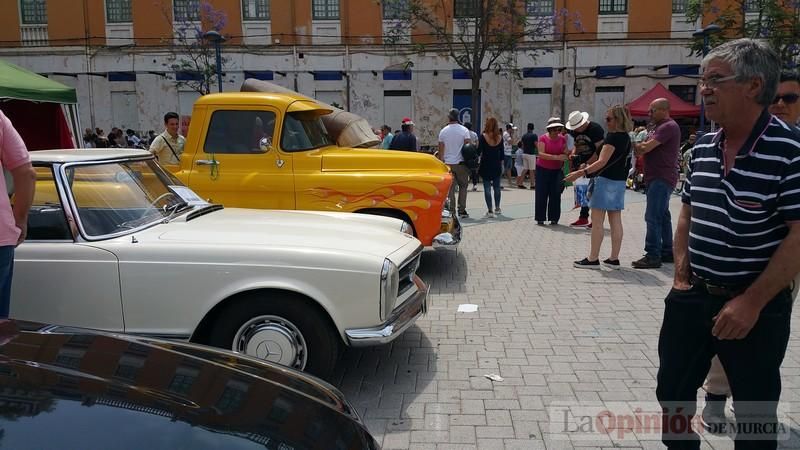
left=470, top=74, right=481, bottom=130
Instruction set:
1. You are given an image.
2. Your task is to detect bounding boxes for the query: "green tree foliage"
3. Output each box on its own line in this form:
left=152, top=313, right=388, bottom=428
left=686, top=0, right=800, bottom=68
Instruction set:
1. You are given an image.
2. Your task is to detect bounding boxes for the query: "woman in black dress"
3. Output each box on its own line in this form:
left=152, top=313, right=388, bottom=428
left=478, top=117, right=505, bottom=219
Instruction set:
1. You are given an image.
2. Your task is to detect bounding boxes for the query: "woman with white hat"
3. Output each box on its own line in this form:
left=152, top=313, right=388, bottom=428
left=534, top=117, right=569, bottom=225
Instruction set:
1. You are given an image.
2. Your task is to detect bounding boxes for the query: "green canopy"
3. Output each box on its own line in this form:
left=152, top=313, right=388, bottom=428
left=0, top=59, right=77, bottom=104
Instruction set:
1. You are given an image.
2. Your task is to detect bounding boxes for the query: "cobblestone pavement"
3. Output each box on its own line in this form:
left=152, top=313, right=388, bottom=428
left=332, top=182, right=800, bottom=449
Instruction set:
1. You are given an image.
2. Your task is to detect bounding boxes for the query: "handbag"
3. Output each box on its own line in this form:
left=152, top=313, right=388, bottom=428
left=585, top=140, right=631, bottom=201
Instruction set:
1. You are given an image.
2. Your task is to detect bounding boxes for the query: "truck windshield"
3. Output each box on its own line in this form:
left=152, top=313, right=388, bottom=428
left=281, top=112, right=333, bottom=151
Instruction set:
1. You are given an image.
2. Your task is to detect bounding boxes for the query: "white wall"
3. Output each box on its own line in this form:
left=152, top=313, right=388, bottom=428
left=0, top=39, right=701, bottom=145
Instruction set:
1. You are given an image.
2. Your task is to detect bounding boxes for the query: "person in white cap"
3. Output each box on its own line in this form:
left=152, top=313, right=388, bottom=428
left=565, top=110, right=605, bottom=228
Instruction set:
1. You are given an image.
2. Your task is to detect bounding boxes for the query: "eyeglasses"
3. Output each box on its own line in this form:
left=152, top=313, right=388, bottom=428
left=697, top=74, right=737, bottom=89
left=772, top=93, right=800, bottom=105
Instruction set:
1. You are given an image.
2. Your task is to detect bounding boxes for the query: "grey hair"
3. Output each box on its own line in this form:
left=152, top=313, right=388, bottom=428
left=701, top=38, right=781, bottom=107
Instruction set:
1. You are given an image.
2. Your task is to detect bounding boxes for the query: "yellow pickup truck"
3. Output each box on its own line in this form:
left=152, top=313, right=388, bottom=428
left=166, top=90, right=461, bottom=247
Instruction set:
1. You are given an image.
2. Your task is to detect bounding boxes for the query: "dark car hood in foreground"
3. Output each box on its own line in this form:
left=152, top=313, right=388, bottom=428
left=0, top=320, right=378, bottom=450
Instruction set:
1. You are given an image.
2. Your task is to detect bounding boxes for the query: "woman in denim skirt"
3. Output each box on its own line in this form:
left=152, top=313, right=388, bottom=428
left=564, top=105, right=633, bottom=269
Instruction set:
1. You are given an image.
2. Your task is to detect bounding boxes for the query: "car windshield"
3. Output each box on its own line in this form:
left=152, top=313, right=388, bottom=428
left=64, top=159, right=206, bottom=238
left=280, top=111, right=333, bottom=151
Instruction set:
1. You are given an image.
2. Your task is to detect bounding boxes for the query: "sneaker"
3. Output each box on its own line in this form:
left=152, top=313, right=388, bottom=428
left=536, top=221, right=546, bottom=226
left=550, top=221, right=558, bottom=226
left=459, top=211, right=469, bottom=218
left=530, top=185, right=536, bottom=190
left=573, top=258, right=600, bottom=269
left=661, top=253, right=674, bottom=263
left=700, top=393, right=729, bottom=433
left=632, top=255, right=662, bottom=269
left=484, top=211, right=495, bottom=219
left=586, top=223, right=592, bottom=229
left=603, top=258, right=620, bottom=269
left=494, top=208, right=502, bottom=215
left=570, top=218, right=590, bottom=228
left=471, top=185, right=478, bottom=192
left=517, top=185, right=526, bottom=189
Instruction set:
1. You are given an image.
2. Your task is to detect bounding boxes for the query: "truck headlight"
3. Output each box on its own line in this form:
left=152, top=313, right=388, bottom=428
left=380, top=259, right=399, bottom=321
left=400, top=221, right=413, bottom=235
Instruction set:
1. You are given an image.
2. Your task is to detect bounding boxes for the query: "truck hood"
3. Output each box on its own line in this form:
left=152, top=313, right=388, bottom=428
left=321, top=148, right=450, bottom=173
left=156, top=207, right=418, bottom=259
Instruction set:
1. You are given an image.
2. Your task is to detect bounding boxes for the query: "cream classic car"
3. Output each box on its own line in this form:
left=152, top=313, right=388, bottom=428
left=11, top=150, right=428, bottom=379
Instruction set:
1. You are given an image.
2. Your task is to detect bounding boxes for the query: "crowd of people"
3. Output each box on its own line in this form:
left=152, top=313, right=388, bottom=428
left=431, top=39, right=800, bottom=449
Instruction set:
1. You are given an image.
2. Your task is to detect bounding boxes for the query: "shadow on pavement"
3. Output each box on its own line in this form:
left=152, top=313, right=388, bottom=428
left=416, top=248, right=468, bottom=295
left=332, top=325, right=436, bottom=443
left=599, top=265, right=672, bottom=286
left=545, top=223, right=592, bottom=235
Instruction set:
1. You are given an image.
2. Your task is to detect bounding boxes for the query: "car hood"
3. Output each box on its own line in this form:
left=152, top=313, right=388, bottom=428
left=0, top=320, right=379, bottom=450
left=321, top=147, right=450, bottom=172
left=157, top=207, right=418, bottom=259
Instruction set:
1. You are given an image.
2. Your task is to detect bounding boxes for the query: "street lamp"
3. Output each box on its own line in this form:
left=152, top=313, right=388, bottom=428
left=202, top=30, right=226, bottom=93
left=692, top=23, right=722, bottom=134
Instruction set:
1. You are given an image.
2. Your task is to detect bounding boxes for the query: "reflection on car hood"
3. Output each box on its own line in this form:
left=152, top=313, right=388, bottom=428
left=0, top=320, right=379, bottom=450
left=157, top=207, right=417, bottom=258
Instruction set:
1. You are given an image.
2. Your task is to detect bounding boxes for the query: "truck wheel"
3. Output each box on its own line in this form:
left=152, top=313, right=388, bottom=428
left=209, top=294, right=340, bottom=379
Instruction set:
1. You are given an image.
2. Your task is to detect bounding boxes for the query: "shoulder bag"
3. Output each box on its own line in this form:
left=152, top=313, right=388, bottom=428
left=587, top=140, right=631, bottom=200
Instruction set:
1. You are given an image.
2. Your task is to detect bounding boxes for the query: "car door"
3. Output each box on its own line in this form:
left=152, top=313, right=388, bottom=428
left=11, top=166, right=124, bottom=331
left=185, top=106, right=296, bottom=209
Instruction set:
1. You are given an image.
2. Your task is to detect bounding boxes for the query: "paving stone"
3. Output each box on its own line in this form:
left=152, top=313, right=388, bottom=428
left=334, top=192, right=800, bottom=449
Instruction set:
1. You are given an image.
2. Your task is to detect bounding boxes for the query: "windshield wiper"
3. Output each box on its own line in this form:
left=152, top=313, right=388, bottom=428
left=163, top=201, right=192, bottom=223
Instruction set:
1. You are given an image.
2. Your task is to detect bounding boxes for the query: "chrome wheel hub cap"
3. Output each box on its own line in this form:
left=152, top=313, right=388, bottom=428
left=233, top=315, right=307, bottom=370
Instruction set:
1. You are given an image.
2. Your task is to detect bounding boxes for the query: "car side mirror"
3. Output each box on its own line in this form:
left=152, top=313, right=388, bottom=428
left=259, top=137, right=273, bottom=154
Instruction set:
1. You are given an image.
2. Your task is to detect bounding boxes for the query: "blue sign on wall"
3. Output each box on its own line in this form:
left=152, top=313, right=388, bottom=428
left=453, top=89, right=480, bottom=128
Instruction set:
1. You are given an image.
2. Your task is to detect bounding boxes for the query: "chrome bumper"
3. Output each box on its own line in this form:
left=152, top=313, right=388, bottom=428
left=345, top=275, right=429, bottom=347
left=432, top=210, right=462, bottom=248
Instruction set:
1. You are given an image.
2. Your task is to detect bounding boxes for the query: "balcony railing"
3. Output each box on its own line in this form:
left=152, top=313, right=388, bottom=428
left=20, top=24, right=48, bottom=47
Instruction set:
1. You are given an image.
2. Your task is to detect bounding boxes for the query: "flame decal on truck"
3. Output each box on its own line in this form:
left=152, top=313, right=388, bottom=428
left=304, top=176, right=450, bottom=222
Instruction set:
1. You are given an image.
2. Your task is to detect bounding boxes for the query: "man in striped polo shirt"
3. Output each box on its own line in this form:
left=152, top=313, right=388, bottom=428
left=699, top=69, right=800, bottom=432
left=656, top=39, right=800, bottom=449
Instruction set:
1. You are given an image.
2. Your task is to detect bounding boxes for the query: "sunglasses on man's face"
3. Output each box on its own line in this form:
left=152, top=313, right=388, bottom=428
left=772, top=93, right=800, bottom=105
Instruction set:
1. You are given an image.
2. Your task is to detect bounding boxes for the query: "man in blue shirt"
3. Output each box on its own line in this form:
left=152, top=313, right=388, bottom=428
left=388, top=118, right=417, bottom=152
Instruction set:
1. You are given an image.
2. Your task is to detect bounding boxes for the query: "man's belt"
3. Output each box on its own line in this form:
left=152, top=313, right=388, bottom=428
left=690, top=275, right=748, bottom=298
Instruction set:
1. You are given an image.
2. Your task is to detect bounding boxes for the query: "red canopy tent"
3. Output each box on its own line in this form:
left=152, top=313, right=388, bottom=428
left=627, top=83, right=700, bottom=118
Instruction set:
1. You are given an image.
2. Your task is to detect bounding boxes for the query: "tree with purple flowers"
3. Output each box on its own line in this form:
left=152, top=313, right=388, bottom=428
left=161, top=1, right=230, bottom=94
left=383, top=0, right=580, bottom=123
left=686, top=0, right=800, bottom=68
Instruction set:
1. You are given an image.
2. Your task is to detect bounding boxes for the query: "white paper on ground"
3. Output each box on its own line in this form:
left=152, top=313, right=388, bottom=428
left=457, top=304, right=478, bottom=313
left=484, top=373, right=504, bottom=382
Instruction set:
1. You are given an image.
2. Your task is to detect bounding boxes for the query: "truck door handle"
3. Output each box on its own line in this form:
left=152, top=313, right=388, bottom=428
left=195, top=159, right=219, bottom=166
